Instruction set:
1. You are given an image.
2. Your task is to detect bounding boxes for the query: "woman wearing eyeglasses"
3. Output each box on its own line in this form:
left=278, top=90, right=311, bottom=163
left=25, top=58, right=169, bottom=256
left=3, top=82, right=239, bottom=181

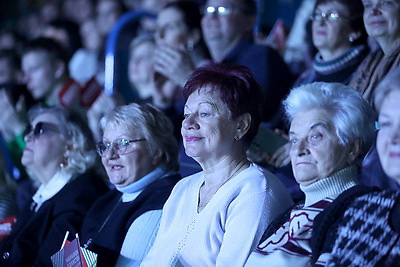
left=296, top=0, right=368, bottom=86
left=80, top=103, right=181, bottom=266
left=0, top=105, right=109, bottom=266
left=266, top=0, right=368, bottom=169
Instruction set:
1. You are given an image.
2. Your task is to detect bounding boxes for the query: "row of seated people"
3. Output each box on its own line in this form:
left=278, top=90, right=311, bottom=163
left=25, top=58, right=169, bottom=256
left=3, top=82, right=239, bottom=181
left=0, top=0, right=399, bottom=264
left=0, top=62, right=399, bottom=266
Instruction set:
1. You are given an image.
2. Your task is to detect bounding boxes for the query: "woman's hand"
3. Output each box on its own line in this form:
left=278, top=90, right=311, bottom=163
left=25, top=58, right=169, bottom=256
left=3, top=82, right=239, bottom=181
left=268, top=142, right=291, bottom=168
left=154, top=45, right=195, bottom=87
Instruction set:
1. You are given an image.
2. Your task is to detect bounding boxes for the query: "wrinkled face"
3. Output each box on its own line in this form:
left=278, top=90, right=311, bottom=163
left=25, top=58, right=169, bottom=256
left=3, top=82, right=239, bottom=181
left=22, top=51, right=58, bottom=100
left=312, top=1, right=353, bottom=55
left=363, top=0, right=400, bottom=43
left=156, top=7, right=190, bottom=47
left=22, top=113, right=65, bottom=184
left=377, top=90, right=400, bottom=185
left=101, top=122, right=155, bottom=187
left=128, top=40, right=155, bottom=87
left=201, top=0, right=253, bottom=50
left=181, top=86, right=238, bottom=163
left=289, top=109, right=350, bottom=186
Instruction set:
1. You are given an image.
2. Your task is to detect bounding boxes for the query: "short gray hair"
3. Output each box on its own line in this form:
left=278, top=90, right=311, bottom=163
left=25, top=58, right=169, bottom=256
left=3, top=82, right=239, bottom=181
left=27, top=105, right=97, bottom=175
left=374, top=67, right=400, bottom=112
left=283, top=82, right=376, bottom=156
left=100, top=103, right=179, bottom=171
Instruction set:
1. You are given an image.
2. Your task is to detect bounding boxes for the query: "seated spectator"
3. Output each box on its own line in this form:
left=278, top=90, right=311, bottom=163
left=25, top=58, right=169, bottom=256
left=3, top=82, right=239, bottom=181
left=0, top=105, right=109, bottom=266
left=21, top=37, right=82, bottom=107
left=312, top=67, right=400, bottom=266
left=81, top=103, right=181, bottom=266
left=141, top=63, right=293, bottom=266
left=201, top=0, right=294, bottom=122
left=261, top=0, right=369, bottom=187
left=349, top=0, right=400, bottom=104
left=245, top=82, right=376, bottom=266
left=295, top=0, right=368, bottom=86
left=154, top=0, right=211, bottom=139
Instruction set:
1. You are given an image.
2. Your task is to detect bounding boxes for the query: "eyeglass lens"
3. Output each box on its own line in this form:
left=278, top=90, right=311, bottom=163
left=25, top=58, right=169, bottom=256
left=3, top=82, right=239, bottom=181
left=24, top=122, right=60, bottom=139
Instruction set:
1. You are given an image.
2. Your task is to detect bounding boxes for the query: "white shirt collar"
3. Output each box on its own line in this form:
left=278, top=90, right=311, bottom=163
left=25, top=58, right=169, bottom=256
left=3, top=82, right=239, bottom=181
left=32, top=170, right=72, bottom=212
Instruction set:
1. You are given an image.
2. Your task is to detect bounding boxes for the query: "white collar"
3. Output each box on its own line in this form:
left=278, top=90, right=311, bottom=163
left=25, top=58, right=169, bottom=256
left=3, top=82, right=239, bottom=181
left=32, top=170, right=72, bottom=212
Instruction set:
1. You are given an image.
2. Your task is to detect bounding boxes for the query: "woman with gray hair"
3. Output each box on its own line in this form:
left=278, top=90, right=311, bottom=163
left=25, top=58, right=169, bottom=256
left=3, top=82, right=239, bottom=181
left=80, top=103, right=181, bottom=266
left=0, top=104, right=109, bottom=267
left=246, top=82, right=376, bottom=266
left=311, top=67, right=400, bottom=266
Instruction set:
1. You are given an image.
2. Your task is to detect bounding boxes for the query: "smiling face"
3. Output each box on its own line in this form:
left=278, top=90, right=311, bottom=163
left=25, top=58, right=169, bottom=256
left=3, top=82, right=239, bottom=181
left=101, top=122, right=155, bottom=187
left=363, top=0, right=400, bottom=45
left=21, top=112, right=66, bottom=184
left=312, top=1, right=353, bottom=58
left=181, top=86, right=239, bottom=164
left=289, top=109, right=350, bottom=186
left=377, top=90, right=400, bottom=185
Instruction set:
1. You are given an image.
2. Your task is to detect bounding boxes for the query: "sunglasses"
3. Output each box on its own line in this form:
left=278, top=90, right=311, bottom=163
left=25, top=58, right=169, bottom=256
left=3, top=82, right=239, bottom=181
left=24, top=122, right=61, bottom=139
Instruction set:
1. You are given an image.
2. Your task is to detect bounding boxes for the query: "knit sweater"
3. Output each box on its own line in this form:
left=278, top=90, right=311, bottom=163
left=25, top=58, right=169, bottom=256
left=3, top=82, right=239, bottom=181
left=295, top=45, right=368, bottom=86
left=320, top=190, right=400, bottom=266
left=141, top=163, right=293, bottom=267
left=245, top=166, right=358, bottom=267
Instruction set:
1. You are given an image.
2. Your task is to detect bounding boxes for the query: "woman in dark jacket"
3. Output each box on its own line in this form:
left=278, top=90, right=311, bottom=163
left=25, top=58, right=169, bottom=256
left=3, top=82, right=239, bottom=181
left=0, top=105, right=109, bottom=266
left=80, top=103, right=181, bottom=266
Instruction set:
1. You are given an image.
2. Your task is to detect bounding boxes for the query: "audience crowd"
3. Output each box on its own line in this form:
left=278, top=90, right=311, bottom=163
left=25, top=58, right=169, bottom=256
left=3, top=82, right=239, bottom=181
left=0, top=0, right=399, bottom=265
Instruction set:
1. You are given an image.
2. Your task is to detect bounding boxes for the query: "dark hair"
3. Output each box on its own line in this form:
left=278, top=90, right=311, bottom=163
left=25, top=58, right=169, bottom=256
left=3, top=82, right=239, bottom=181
left=22, top=37, right=69, bottom=65
left=314, top=0, right=367, bottom=46
left=183, top=62, right=264, bottom=147
left=0, top=49, right=20, bottom=72
left=162, top=1, right=210, bottom=57
left=47, top=19, right=82, bottom=58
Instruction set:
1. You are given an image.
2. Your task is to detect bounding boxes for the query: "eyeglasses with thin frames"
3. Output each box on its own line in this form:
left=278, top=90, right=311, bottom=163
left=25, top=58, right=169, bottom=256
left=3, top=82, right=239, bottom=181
left=96, top=138, right=146, bottom=157
left=24, top=122, right=61, bottom=140
left=203, top=5, right=234, bottom=16
left=310, top=11, right=348, bottom=22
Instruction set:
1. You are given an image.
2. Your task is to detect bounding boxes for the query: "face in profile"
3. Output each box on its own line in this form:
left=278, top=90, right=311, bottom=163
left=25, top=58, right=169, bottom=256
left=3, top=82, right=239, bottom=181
left=289, top=109, right=350, bottom=186
left=22, top=51, right=59, bottom=100
left=376, top=90, right=400, bottom=184
left=22, top=112, right=65, bottom=183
